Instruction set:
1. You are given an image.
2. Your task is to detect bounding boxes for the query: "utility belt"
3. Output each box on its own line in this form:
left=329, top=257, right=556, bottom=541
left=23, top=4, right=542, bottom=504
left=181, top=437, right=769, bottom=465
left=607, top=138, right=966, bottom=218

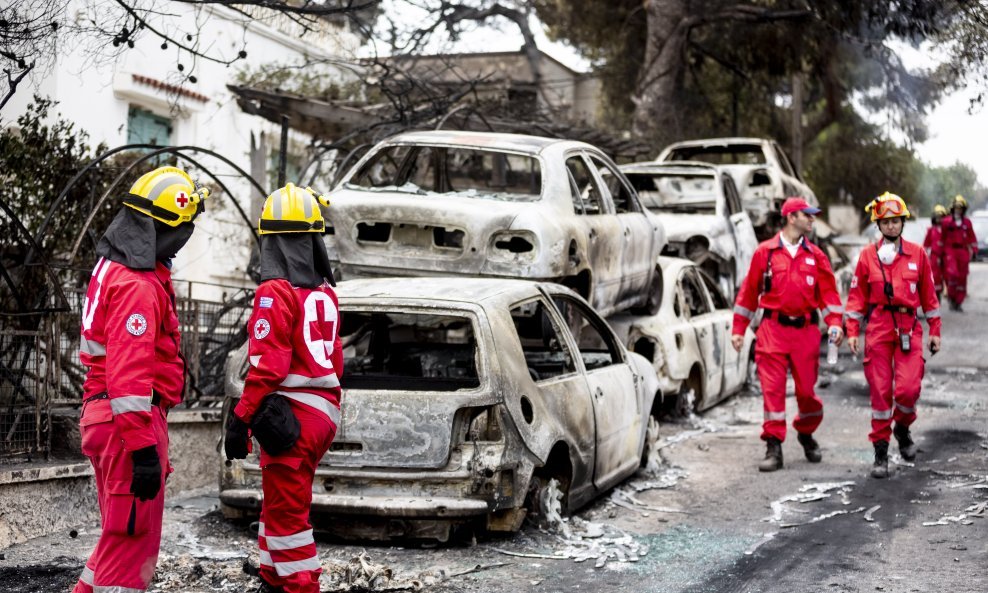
left=881, top=305, right=915, bottom=316
left=764, top=309, right=819, bottom=328
left=82, top=391, right=163, bottom=407
left=950, top=242, right=969, bottom=248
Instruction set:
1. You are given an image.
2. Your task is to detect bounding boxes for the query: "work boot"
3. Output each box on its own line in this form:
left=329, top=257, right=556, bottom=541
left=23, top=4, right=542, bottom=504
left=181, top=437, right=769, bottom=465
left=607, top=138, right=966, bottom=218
left=758, top=437, right=783, bottom=472
left=871, top=440, right=890, bottom=479
left=893, top=423, right=918, bottom=461
left=797, top=432, right=823, bottom=463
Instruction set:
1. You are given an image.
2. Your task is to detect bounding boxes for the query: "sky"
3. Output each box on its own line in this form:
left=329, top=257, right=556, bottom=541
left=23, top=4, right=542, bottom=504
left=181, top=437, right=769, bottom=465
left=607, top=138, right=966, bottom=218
left=379, top=7, right=988, bottom=186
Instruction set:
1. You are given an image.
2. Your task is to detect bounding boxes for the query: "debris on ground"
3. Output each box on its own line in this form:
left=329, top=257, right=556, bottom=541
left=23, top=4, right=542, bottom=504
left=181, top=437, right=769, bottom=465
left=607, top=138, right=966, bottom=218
left=764, top=482, right=855, bottom=523
left=494, top=514, right=650, bottom=570
left=864, top=505, right=881, bottom=522
left=320, top=552, right=507, bottom=592
left=780, top=507, right=866, bottom=529
left=744, top=532, right=777, bottom=555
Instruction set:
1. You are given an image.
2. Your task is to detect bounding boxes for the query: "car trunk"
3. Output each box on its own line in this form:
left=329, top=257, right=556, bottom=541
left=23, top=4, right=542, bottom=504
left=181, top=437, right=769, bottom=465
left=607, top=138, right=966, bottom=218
left=329, top=190, right=525, bottom=274
left=322, top=308, right=496, bottom=469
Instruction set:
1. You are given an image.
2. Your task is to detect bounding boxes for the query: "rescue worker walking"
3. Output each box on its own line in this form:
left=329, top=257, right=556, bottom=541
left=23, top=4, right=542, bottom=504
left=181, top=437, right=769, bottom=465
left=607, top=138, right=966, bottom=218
left=74, top=167, right=207, bottom=593
left=224, top=184, right=341, bottom=593
left=732, top=197, right=844, bottom=472
left=940, top=194, right=978, bottom=311
left=846, top=193, right=941, bottom=479
left=923, top=204, right=947, bottom=295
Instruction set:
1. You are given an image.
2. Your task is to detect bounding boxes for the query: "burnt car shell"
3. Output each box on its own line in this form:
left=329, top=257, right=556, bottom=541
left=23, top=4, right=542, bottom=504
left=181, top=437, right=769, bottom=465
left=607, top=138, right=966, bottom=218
left=220, top=278, right=658, bottom=541
left=324, top=131, right=665, bottom=317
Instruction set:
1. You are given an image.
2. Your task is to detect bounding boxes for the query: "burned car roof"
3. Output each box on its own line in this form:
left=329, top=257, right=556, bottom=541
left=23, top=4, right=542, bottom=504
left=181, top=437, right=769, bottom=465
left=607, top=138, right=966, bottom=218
left=337, top=276, right=564, bottom=307
left=377, top=130, right=595, bottom=156
left=620, top=161, right=718, bottom=175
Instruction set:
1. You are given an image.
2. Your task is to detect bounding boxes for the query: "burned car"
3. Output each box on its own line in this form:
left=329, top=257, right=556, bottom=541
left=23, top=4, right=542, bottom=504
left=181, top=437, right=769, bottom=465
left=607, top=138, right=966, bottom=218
left=221, top=278, right=660, bottom=541
left=619, top=161, right=757, bottom=297
left=657, top=137, right=817, bottom=238
left=609, top=257, right=755, bottom=415
left=325, top=131, right=666, bottom=317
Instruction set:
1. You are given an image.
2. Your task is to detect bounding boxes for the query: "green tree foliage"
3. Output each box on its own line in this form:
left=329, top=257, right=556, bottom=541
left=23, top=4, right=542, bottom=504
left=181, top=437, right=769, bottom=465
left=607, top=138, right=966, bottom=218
left=534, top=0, right=957, bottom=150
left=802, top=113, right=919, bottom=216
left=0, top=97, right=122, bottom=259
left=914, top=160, right=987, bottom=213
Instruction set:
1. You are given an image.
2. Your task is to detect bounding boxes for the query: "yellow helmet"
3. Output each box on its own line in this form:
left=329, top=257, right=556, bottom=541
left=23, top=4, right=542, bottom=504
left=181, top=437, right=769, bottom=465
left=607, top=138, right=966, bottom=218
left=124, top=166, right=209, bottom=226
left=933, top=204, right=948, bottom=216
left=258, top=183, right=330, bottom=234
left=952, top=194, right=968, bottom=209
left=865, top=191, right=911, bottom=222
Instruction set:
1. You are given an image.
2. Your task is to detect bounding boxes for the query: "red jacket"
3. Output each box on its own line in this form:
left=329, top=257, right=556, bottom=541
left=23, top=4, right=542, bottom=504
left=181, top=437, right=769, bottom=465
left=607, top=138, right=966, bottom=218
left=844, top=240, right=942, bottom=338
left=940, top=216, right=977, bottom=252
left=234, top=279, right=342, bottom=424
left=923, top=225, right=944, bottom=257
left=732, top=233, right=843, bottom=335
left=80, top=258, right=184, bottom=451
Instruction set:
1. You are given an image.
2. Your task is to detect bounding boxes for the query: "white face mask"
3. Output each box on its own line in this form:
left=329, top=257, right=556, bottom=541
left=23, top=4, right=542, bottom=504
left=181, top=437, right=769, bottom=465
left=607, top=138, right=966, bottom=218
left=878, top=241, right=897, bottom=265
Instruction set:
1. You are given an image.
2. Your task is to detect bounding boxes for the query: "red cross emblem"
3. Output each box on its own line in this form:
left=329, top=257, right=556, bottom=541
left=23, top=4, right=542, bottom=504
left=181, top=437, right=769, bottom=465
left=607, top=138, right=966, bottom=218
left=126, top=313, right=148, bottom=336
left=175, top=191, right=189, bottom=209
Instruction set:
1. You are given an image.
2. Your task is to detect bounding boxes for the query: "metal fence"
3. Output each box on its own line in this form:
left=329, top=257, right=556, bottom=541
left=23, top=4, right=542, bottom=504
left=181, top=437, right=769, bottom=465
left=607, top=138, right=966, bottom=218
left=1, top=285, right=254, bottom=459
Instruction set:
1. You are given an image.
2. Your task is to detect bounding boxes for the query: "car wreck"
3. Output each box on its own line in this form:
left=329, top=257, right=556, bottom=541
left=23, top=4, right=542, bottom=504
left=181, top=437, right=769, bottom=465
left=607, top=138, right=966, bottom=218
left=324, top=131, right=666, bottom=317
left=221, top=278, right=660, bottom=541
left=656, top=137, right=817, bottom=238
left=619, top=161, right=758, bottom=297
left=608, top=257, right=755, bottom=415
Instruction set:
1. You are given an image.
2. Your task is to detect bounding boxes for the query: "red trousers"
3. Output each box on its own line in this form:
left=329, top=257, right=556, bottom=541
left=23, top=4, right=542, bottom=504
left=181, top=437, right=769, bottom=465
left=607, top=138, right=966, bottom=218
left=755, top=318, right=824, bottom=441
left=73, top=400, right=169, bottom=593
left=257, top=401, right=337, bottom=593
left=863, top=312, right=924, bottom=443
left=931, top=254, right=944, bottom=293
left=944, top=246, right=971, bottom=304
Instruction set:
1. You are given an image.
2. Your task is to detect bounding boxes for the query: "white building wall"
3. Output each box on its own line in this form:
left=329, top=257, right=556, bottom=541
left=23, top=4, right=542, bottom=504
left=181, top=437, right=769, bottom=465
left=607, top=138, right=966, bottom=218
left=4, top=2, right=361, bottom=301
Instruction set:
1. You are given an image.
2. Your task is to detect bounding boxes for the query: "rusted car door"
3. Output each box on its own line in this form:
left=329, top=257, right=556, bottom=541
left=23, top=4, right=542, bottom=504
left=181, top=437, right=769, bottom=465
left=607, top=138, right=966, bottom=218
left=680, top=267, right=724, bottom=403
left=587, top=153, right=656, bottom=301
left=550, top=294, right=641, bottom=490
left=564, top=152, right=623, bottom=309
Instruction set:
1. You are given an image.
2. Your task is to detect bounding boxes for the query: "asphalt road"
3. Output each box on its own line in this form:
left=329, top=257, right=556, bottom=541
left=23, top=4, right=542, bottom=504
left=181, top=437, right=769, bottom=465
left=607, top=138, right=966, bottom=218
left=3, top=265, right=987, bottom=593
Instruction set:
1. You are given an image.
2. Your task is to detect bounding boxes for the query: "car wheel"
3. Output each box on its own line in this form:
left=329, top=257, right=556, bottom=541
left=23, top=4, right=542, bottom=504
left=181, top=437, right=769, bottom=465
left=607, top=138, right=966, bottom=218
left=525, top=475, right=569, bottom=530
left=631, top=266, right=663, bottom=316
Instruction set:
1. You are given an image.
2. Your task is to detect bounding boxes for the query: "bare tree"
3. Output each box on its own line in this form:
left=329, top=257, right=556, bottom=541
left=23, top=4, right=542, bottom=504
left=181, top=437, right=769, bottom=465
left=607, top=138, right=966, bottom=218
left=0, top=0, right=381, bottom=111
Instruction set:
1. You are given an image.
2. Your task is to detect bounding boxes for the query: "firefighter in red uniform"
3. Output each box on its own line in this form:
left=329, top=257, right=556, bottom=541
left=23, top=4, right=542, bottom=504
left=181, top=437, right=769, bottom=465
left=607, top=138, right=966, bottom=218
left=940, top=194, right=978, bottom=311
left=73, top=167, right=208, bottom=593
left=923, top=204, right=947, bottom=295
left=224, top=184, right=341, bottom=593
left=846, top=192, right=942, bottom=479
left=732, top=197, right=844, bottom=472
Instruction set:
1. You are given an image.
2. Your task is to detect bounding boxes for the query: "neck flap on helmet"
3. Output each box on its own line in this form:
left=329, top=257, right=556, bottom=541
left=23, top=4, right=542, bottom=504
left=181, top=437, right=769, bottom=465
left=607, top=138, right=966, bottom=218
left=259, top=233, right=336, bottom=289
left=96, top=206, right=195, bottom=270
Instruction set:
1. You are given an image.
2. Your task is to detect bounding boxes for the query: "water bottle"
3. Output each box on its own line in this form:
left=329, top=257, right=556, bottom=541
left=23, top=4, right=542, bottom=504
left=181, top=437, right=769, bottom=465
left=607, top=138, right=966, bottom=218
left=827, top=328, right=839, bottom=365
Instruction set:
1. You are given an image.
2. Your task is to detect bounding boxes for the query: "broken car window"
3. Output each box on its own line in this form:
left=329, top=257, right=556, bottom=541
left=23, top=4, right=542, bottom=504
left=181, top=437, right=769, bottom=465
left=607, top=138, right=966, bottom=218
left=698, top=270, right=729, bottom=310
left=340, top=311, right=480, bottom=391
left=625, top=172, right=717, bottom=214
left=588, top=155, right=640, bottom=214
left=565, top=155, right=603, bottom=215
left=680, top=271, right=710, bottom=317
left=666, top=144, right=766, bottom=165
left=509, top=299, right=576, bottom=381
left=551, top=296, right=623, bottom=370
left=347, top=144, right=542, bottom=202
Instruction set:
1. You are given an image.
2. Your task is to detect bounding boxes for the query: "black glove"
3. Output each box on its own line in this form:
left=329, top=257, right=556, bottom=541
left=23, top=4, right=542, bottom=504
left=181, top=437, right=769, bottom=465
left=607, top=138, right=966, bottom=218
left=130, top=445, right=162, bottom=501
left=224, top=413, right=250, bottom=460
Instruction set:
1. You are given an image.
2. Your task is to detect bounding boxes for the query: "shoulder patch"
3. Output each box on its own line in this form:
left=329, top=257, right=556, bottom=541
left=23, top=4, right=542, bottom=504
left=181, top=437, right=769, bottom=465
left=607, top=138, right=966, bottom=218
left=850, top=276, right=858, bottom=289
left=908, top=262, right=918, bottom=271
left=126, top=313, right=148, bottom=336
left=254, top=318, right=271, bottom=340
left=259, top=296, right=274, bottom=309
